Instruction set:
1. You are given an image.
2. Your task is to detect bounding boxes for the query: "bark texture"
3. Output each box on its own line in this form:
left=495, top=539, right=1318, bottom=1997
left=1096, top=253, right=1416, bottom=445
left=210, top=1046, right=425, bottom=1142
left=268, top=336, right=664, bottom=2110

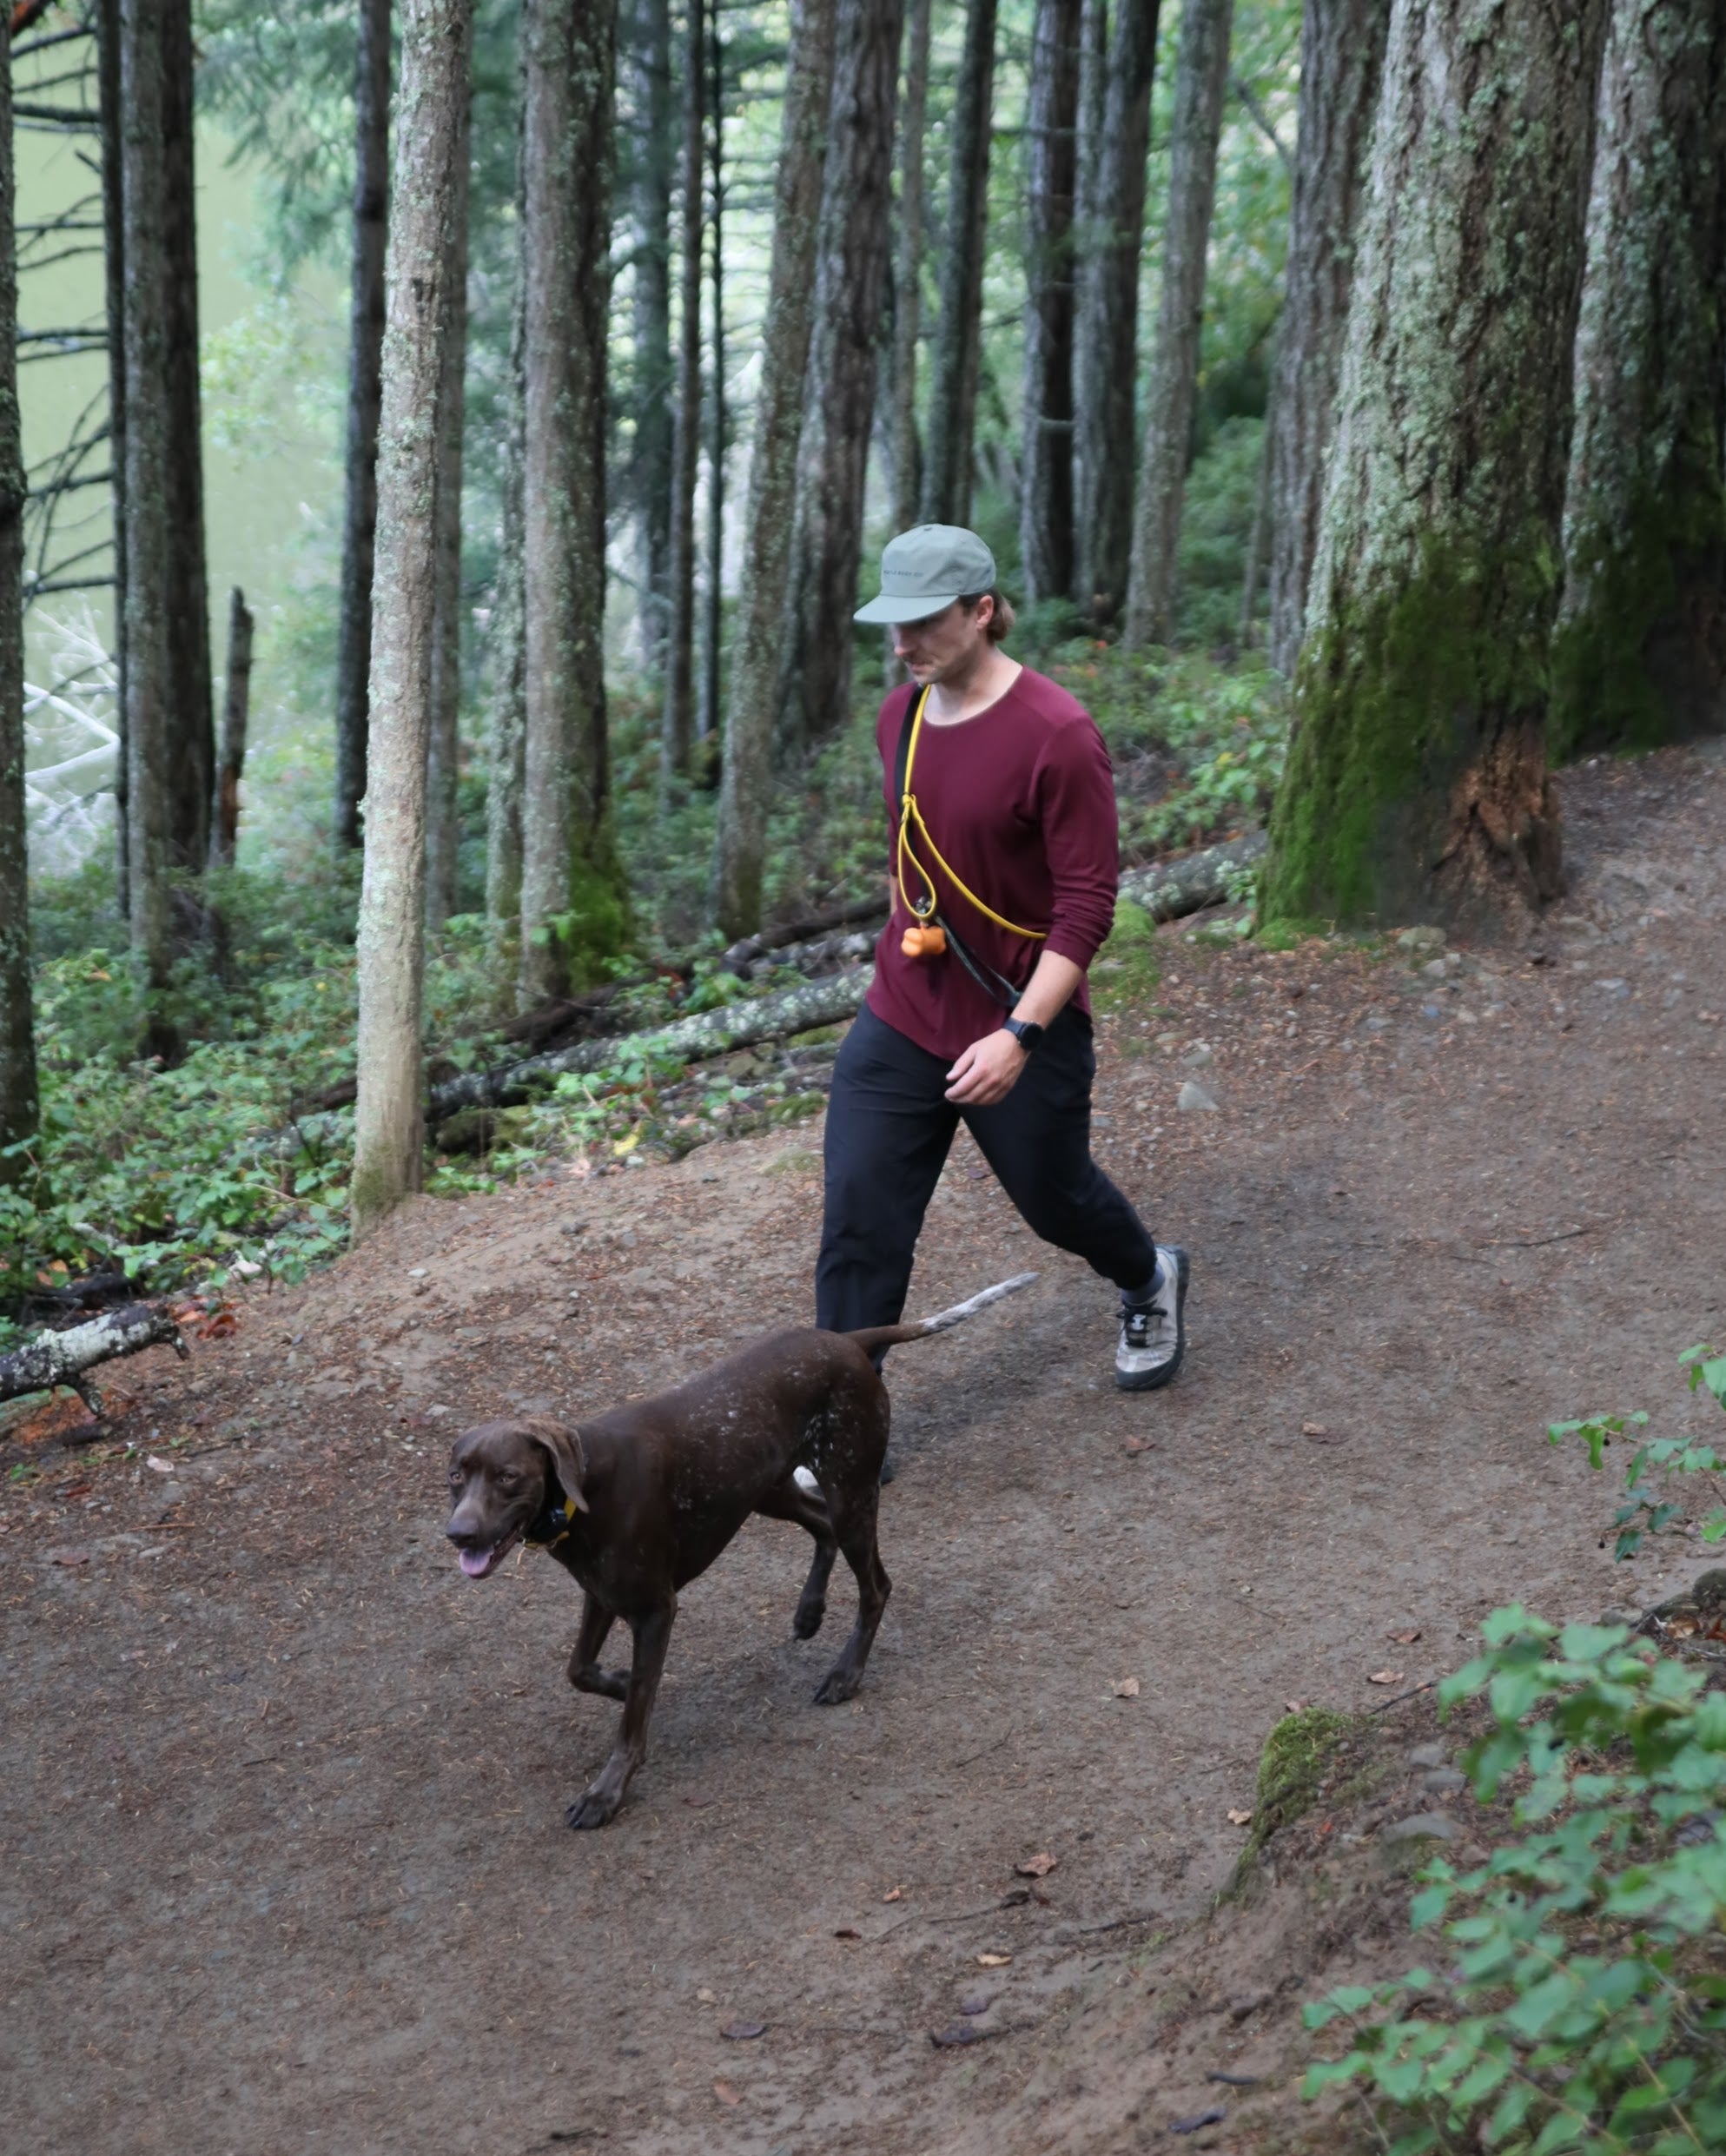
left=486, top=142, right=528, bottom=969
left=1072, top=0, right=1161, bottom=623
left=1551, top=0, right=1726, bottom=755
left=424, top=70, right=472, bottom=932
left=776, top=0, right=905, bottom=752
left=1019, top=0, right=1081, bottom=609
left=334, top=0, right=393, bottom=850
left=660, top=0, right=705, bottom=786
left=1266, top=0, right=1390, bottom=678
left=0, top=19, right=34, bottom=1173
left=889, top=0, right=931, bottom=539
left=1122, top=0, right=1235, bottom=649
left=119, top=0, right=175, bottom=1036
left=628, top=0, right=674, bottom=666
left=351, top=0, right=474, bottom=1242
left=208, top=586, right=255, bottom=871
left=698, top=14, right=726, bottom=750
left=919, top=0, right=996, bottom=526
left=96, top=0, right=128, bottom=902
left=1263, top=0, right=1610, bottom=931
left=519, top=0, right=619, bottom=1003
left=709, top=0, right=838, bottom=936
left=159, top=0, right=213, bottom=875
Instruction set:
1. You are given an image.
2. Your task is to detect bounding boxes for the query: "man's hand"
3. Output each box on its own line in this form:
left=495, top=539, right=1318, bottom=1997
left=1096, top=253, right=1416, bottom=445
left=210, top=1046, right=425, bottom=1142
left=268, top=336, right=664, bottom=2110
left=944, top=1028, right=1028, bottom=1106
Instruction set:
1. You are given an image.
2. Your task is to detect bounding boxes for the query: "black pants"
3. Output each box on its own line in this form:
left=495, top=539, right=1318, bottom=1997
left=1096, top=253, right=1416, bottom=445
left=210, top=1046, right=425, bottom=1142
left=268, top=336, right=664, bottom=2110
left=816, top=1003, right=1157, bottom=1339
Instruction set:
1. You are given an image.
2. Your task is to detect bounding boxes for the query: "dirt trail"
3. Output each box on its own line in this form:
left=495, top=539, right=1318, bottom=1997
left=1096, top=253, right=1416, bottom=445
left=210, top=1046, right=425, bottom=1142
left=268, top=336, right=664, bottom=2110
left=3, top=745, right=1723, bottom=2156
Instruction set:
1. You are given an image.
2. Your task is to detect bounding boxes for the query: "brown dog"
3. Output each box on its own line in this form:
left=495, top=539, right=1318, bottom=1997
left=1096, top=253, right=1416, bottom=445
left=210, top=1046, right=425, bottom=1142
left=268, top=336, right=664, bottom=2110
left=445, top=1273, right=1036, bottom=1828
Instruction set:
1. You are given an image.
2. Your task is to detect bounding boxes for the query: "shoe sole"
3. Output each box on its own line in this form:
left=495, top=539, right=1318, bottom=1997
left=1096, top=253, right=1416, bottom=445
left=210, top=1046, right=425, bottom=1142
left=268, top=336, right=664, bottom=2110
left=1114, top=1245, right=1189, bottom=1393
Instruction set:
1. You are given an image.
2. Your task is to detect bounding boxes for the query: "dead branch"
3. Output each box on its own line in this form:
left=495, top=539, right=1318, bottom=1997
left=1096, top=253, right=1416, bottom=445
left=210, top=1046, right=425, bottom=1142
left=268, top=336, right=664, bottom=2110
left=0, top=1304, right=187, bottom=1414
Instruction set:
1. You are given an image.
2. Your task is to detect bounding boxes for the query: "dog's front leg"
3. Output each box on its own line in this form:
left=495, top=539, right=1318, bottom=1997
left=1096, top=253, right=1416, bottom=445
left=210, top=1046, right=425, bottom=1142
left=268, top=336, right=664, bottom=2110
left=566, top=1592, right=628, bottom=1701
left=565, top=1596, right=677, bottom=1830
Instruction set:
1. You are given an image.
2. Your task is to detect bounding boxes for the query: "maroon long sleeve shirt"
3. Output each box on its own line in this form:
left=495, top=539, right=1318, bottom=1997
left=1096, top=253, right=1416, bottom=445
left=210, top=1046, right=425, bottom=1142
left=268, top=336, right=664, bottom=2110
left=864, top=665, right=1120, bottom=1061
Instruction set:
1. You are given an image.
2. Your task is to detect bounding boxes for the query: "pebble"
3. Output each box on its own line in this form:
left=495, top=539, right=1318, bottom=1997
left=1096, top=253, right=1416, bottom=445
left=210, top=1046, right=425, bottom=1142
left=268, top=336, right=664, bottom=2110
left=1407, top=1743, right=1447, bottom=1769
left=1397, top=926, right=1445, bottom=953
left=1177, top=1081, right=1219, bottom=1114
left=1421, top=1768, right=1468, bottom=1796
left=1182, top=1043, right=1213, bottom=1068
left=1381, top=1812, right=1458, bottom=1845
left=1421, top=958, right=1447, bottom=981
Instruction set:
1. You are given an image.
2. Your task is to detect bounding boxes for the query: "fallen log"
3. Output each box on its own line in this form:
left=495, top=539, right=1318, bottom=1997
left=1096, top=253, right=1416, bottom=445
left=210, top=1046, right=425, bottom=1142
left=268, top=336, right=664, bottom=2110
left=425, top=830, right=1266, bottom=1123
left=0, top=1303, right=188, bottom=1413
left=720, top=887, right=893, bottom=974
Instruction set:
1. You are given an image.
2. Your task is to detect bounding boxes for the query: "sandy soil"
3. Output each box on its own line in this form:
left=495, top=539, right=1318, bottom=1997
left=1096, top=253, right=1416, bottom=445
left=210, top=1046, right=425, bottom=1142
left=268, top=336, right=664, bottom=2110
left=3, top=743, right=1723, bottom=2156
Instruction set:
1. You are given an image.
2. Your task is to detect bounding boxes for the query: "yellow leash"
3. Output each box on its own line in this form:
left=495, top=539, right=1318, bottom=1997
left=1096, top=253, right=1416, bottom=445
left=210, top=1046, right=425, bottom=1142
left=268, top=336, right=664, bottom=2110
left=895, top=686, right=1048, bottom=947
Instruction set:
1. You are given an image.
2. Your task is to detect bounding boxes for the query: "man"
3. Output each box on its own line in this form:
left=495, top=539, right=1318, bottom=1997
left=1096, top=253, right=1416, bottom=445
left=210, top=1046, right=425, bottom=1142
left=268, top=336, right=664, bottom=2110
left=815, top=523, right=1188, bottom=1401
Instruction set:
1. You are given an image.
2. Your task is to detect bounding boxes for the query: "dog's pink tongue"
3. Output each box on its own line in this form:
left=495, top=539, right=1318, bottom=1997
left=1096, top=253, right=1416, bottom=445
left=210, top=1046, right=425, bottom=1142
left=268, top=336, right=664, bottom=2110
left=459, top=1548, right=493, bottom=1578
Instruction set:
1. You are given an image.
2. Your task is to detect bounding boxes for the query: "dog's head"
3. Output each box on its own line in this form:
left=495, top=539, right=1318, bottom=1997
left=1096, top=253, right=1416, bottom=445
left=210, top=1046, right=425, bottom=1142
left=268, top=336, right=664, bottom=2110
left=446, top=1418, right=588, bottom=1579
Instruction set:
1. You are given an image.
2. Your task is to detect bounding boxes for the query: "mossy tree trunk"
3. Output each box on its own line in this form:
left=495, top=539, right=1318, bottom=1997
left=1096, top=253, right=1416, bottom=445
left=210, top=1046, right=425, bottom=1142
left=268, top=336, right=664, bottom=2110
left=96, top=0, right=129, bottom=905
left=1018, top=0, right=1081, bottom=610
left=1262, top=0, right=1609, bottom=932
left=161, top=0, right=213, bottom=876
left=1121, top=0, right=1234, bottom=650
left=627, top=0, right=675, bottom=672
left=1266, top=0, right=1389, bottom=678
left=350, top=0, right=474, bottom=1242
left=888, top=0, right=930, bottom=541
left=1551, top=0, right=1726, bottom=757
left=1071, top=0, right=1161, bottom=625
left=709, top=0, right=837, bottom=937
left=519, top=0, right=619, bottom=1002
left=0, top=13, right=35, bottom=1177
left=660, top=0, right=705, bottom=790
left=424, top=66, right=472, bottom=933
left=208, top=585, right=254, bottom=871
left=776, top=0, right=905, bottom=753
left=486, top=105, right=528, bottom=981
left=334, top=0, right=392, bottom=851
left=919, top=0, right=995, bottom=526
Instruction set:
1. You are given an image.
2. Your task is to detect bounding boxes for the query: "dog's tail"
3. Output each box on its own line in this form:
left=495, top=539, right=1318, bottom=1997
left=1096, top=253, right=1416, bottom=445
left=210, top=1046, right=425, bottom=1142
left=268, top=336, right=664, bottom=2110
left=843, top=1271, right=1040, bottom=1359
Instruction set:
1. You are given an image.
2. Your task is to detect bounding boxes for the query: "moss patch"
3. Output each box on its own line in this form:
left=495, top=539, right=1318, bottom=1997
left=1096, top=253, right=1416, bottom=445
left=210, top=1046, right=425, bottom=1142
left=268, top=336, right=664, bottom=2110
left=1237, top=1707, right=1361, bottom=1876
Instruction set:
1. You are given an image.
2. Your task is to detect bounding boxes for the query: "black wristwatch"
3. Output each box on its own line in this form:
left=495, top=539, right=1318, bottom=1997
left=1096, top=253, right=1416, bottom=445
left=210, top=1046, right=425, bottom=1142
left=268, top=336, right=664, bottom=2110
left=1003, top=1016, right=1046, bottom=1055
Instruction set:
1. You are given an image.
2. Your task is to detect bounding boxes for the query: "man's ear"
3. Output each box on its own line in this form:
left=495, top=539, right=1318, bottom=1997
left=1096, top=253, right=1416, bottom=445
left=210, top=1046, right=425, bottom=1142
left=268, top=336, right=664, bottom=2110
left=519, top=1419, right=590, bottom=1512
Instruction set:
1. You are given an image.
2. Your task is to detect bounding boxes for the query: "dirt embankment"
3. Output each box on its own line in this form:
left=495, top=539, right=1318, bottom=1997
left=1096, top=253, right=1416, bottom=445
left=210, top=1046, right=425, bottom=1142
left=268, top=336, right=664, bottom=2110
left=3, top=744, right=1723, bottom=2154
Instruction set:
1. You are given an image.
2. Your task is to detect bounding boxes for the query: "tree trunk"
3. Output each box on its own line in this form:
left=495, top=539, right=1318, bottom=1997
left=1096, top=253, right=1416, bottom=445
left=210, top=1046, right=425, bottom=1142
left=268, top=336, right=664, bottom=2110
left=919, top=0, right=995, bottom=526
left=96, top=0, right=129, bottom=909
left=1262, top=0, right=1610, bottom=933
left=1238, top=384, right=1273, bottom=648
left=119, top=0, right=175, bottom=1047
left=486, top=108, right=528, bottom=977
left=160, top=0, right=212, bottom=876
left=350, top=0, right=474, bottom=1243
left=698, top=12, right=725, bottom=752
left=777, top=0, right=905, bottom=752
left=709, top=0, right=838, bottom=938
left=628, top=0, right=674, bottom=670
left=889, top=0, right=930, bottom=539
left=1071, top=0, right=1161, bottom=625
left=1551, top=0, right=1726, bottom=756
left=424, top=70, right=472, bottom=931
left=208, top=586, right=254, bottom=871
left=1122, top=0, right=1234, bottom=650
left=1266, top=0, right=1391, bottom=678
left=333, top=0, right=392, bottom=850
left=660, top=0, right=704, bottom=790
left=1019, top=0, right=1081, bottom=610
left=0, top=15, right=35, bottom=1174
left=519, top=0, right=618, bottom=1004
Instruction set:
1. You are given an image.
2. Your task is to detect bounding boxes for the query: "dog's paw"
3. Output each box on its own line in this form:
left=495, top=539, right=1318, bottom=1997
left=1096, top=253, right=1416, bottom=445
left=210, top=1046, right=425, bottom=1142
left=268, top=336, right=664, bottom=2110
left=792, top=1596, right=827, bottom=1641
left=568, top=1663, right=630, bottom=1701
left=813, top=1665, right=861, bottom=1706
left=565, top=1785, right=623, bottom=1830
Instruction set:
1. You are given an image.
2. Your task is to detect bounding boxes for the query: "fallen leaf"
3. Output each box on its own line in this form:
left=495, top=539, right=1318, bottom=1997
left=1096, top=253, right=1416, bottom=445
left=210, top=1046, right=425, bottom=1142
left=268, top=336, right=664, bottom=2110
left=712, top=2080, right=741, bottom=2107
left=1123, top=1437, right=1148, bottom=1455
left=883, top=1887, right=904, bottom=1902
left=612, top=1129, right=640, bottom=1159
left=1014, top=1852, right=1058, bottom=1878
left=147, top=1456, right=175, bottom=1474
left=1285, top=1699, right=1308, bottom=1713
left=49, top=1549, right=90, bottom=1567
left=1111, top=1677, right=1141, bottom=1698
left=1390, top=1628, right=1422, bottom=1644
left=975, top=1952, right=1012, bottom=1968
left=720, top=2021, right=764, bottom=2042
left=833, top=1927, right=861, bottom=1941
left=696, top=1987, right=716, bottom=2004
left=1227, top=1808, right=1253, bottom=1827
left=1301, top=1420, right=1328, bottom=1437
left=1368, top=1670, right=1405, bottom=1686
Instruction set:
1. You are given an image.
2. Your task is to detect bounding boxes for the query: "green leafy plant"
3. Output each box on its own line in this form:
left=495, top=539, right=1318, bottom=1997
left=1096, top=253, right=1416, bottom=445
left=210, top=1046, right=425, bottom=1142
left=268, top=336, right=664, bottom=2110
left=1550, top=1349, right=1726, bottom=1560
left=1304, top=1607, right=1726, bottom=2155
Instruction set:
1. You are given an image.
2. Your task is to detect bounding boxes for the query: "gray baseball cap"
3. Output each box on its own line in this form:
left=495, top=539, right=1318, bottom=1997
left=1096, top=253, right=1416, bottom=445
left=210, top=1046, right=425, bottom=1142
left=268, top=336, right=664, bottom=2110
left=853, top=524, right=997, bottom=625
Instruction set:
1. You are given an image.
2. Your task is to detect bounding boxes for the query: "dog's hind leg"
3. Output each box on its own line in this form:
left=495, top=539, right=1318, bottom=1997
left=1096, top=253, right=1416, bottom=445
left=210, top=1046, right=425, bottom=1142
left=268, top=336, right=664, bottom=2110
left=566, top=1592, right=629, bottom=1702
left=754, top=1474, right=838, bottom=1639
left=566, top=1596, right=677, bottom=1830
left=811, top=1387, right=892, bottom=1704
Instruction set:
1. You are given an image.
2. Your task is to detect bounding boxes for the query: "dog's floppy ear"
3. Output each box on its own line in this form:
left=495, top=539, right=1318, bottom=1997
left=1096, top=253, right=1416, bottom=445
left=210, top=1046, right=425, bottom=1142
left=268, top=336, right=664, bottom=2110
left=518, top=1418, right=590, bottom=1513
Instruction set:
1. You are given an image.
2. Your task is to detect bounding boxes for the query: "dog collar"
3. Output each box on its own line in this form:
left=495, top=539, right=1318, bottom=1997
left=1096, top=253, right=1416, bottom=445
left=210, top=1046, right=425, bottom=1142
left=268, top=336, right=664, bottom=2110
left=525, top=1494, right=580, bottom=1551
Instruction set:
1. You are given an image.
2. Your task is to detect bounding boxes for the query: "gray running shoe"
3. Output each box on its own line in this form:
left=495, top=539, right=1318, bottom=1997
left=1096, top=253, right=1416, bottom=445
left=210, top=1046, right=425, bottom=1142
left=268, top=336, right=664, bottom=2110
left=1114, top=1246, right=1188, bottom=1392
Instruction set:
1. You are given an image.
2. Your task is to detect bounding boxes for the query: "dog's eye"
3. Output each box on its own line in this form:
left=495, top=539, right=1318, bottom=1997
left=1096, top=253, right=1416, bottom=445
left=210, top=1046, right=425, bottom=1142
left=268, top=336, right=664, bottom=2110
left=446, top=1470, right=462, bottom=1488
